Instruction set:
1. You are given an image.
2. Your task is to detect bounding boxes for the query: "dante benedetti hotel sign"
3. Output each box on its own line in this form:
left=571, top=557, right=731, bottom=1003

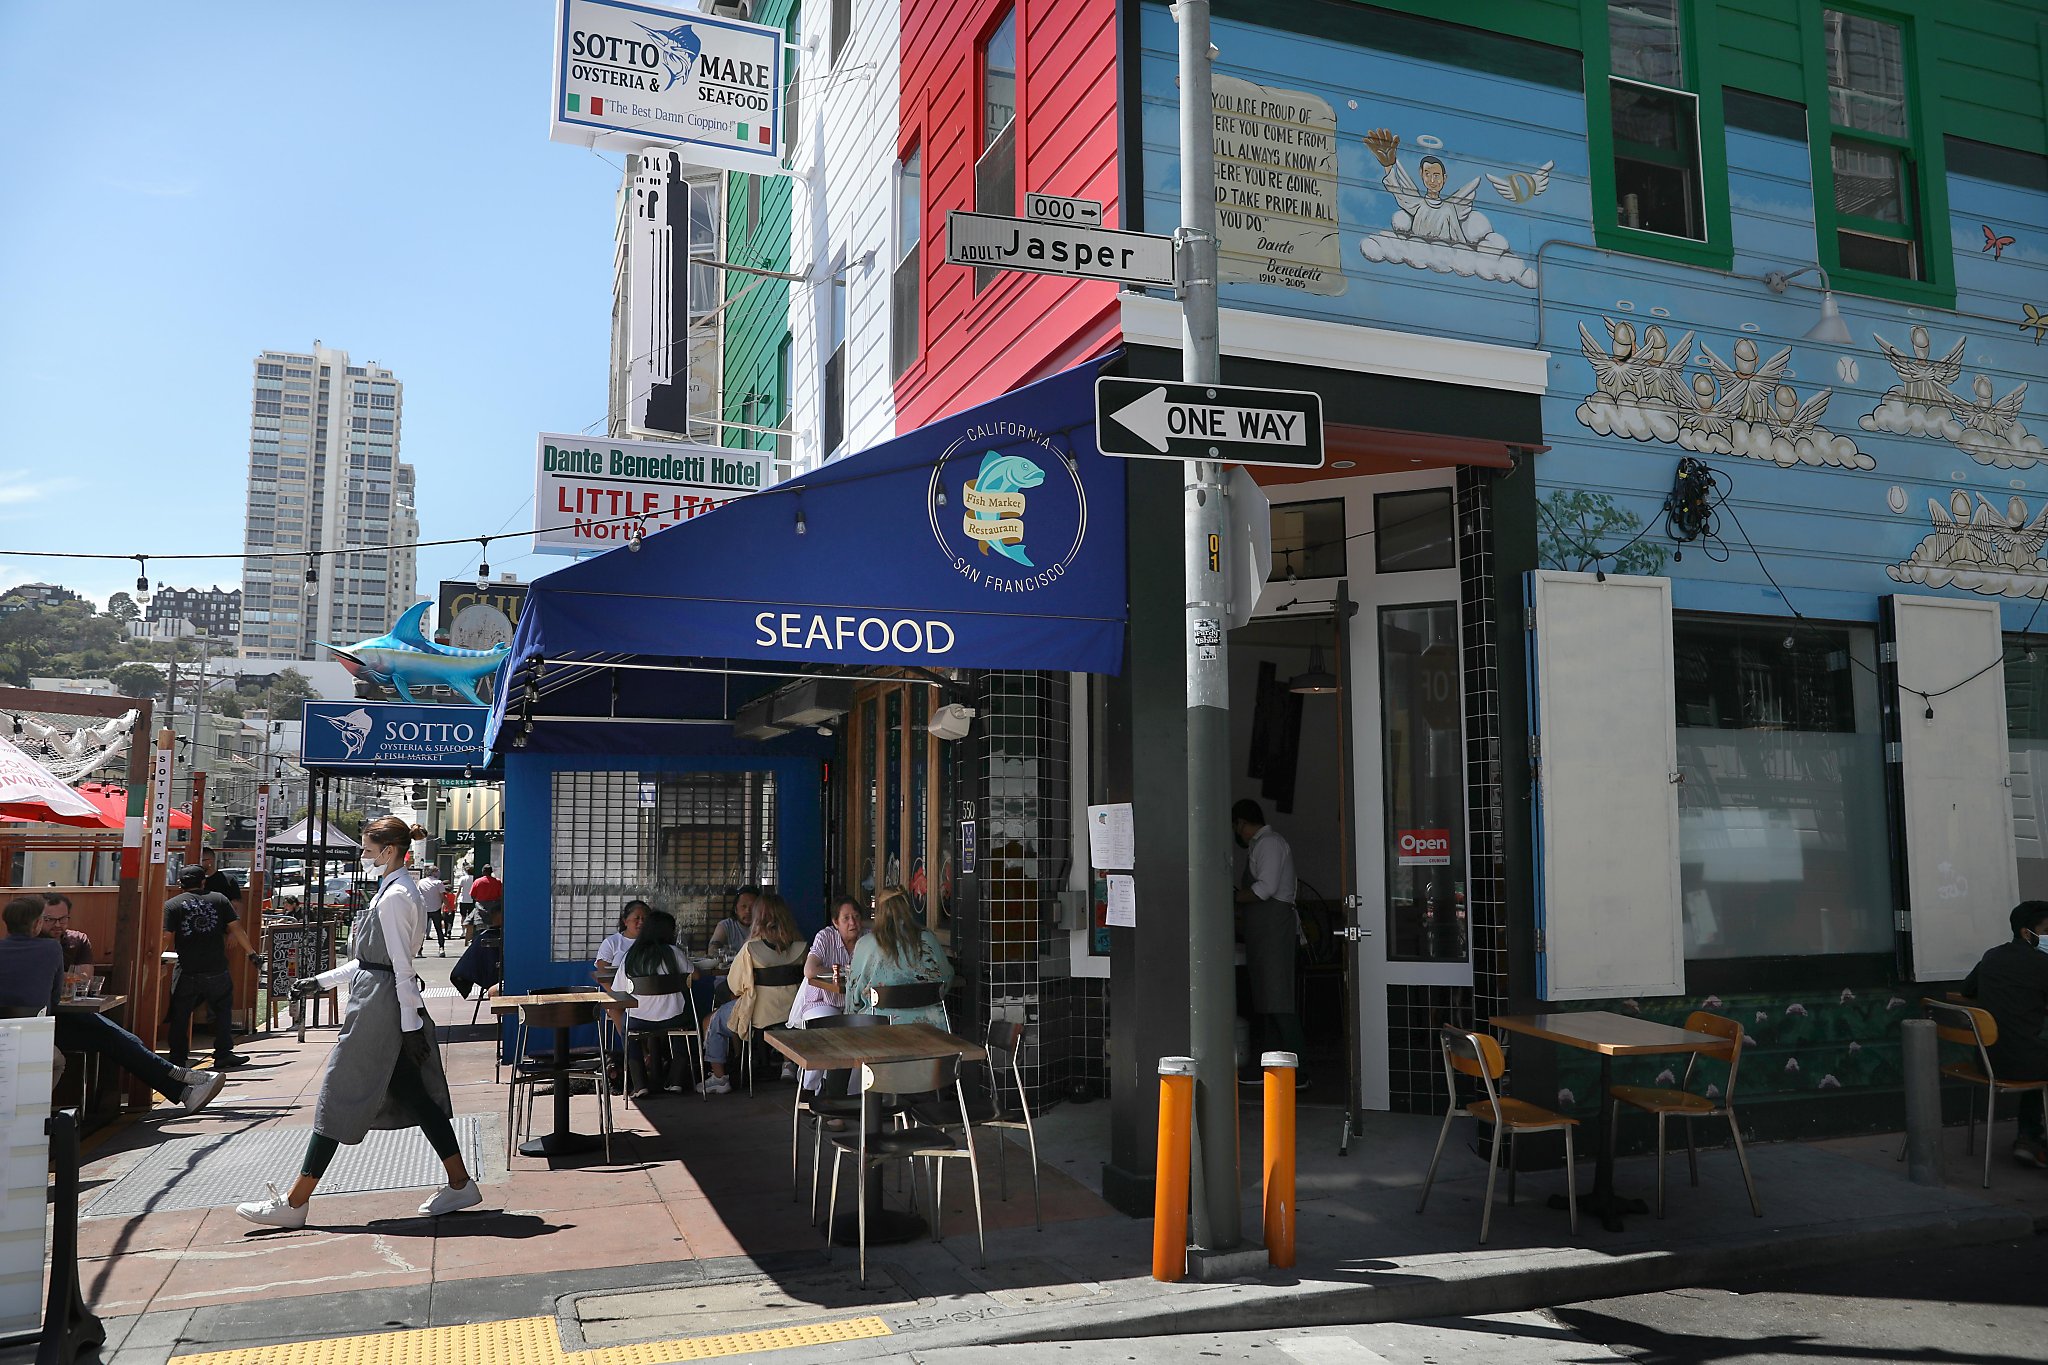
left=550, top=0, right=783, bottom=175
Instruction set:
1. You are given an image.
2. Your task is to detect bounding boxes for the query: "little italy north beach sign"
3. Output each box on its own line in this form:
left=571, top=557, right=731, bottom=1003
left=534, top=432, right=772, bottom=555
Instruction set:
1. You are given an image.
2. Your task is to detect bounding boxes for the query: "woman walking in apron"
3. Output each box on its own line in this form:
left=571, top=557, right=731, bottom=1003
left=234, top=817, right=483, bottom=1228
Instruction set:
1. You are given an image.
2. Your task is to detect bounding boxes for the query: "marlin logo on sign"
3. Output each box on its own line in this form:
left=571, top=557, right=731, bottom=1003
left=635, top=21, right=702, bottom=93
left=323, top=708, right=376, bottom=761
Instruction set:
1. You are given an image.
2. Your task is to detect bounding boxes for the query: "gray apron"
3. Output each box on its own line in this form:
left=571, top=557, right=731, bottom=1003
left=1243, top=896, right=1297, bottom=1015
left=312, top=874, right=452, bottom=1144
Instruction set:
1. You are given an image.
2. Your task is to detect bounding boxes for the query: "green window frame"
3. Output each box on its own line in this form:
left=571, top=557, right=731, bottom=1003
left=1586, top=0, right=1734, bottom=270
left=1800, top=3, right=1953, bottom=306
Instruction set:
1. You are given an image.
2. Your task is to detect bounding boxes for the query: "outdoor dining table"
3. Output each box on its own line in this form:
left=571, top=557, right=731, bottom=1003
left=765, top=1020, right=987, bottom=1247
left=491, top=988, right=636, bottom=1158
left=1488, top=1010, right=1719, bottom=1232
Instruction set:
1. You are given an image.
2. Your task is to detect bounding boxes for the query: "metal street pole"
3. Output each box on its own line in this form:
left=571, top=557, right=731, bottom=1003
left=1175, top=0, right=1240, bottom=1251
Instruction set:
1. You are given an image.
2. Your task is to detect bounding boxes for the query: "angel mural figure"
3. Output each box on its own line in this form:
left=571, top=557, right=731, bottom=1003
left=1699, top=338, right=1792, bottom=423
left=1891, top=490, right=2048, bottom=596
left=1574, top=314, right=1872, bottom=468
left=1357, top=128, right=1538, bottom=288
left=1860, top=325, right=2043, bottom=465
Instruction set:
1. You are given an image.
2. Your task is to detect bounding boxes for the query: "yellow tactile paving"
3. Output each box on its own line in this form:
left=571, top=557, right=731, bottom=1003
left=172, top=1313, right=893, bottom=1365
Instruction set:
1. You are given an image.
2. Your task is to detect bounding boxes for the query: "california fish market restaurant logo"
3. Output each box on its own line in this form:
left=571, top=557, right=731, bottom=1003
left=926, top=421, right=1089, bottom=594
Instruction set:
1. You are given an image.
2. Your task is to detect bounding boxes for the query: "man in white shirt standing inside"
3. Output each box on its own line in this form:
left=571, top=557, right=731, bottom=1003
left=1233, top=798, right=1305, bottom=1088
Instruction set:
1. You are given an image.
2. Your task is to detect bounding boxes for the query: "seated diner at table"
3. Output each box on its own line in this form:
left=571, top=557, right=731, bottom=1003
left=594, top=899, right=649, bottom=1033
left=709, top=886, right=757, bottom=955
left=848, top=886, right=954, bottom=1027
left=0, top=894, right=225, bottom=1114
left=696, top=892, right=805, bottom=1094
left=787, top=894, right=867, bottom=1089
left=615, top=908, right=698, bottom=1097
left=1963, top=900, right=2048, bottom=1169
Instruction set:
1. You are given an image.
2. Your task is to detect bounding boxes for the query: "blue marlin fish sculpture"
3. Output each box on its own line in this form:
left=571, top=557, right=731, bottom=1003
left=320, top=601, right=509, bottom=705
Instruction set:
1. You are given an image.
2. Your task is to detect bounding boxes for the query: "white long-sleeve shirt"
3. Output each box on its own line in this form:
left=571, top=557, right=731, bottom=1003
left=1243, top=826, right=1297, bottom=906
left=313, top=869, right=430, bottom=1032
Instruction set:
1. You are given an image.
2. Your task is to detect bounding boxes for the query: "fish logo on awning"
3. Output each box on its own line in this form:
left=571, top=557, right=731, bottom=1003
left=961, top=453, right=1044, bottom=566
left=928, top=422, right=1090, bottom=595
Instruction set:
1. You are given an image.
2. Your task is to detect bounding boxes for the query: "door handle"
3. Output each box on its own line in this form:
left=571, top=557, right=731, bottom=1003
left=1335, top=926, right=1374, bottom=941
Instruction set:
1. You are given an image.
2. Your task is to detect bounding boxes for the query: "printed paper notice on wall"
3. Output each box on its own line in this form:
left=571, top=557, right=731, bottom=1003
left=1105, top=873, right=1137, bottom=927
left=1086, top=803, right=1136, bottom=870
left=1213, top=74, right=1345, bottom=296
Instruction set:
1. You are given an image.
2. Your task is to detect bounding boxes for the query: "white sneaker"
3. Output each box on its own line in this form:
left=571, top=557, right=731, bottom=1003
left=694, top=1073, right=732, bottom=1094
left=780, top=1061, right=797, bottom=1081
left=235, top=1182, right=307, bottom=1230
left=418, top=1180, right=484, bottom=1217
left=181, top=1071, right=225, bottom=1113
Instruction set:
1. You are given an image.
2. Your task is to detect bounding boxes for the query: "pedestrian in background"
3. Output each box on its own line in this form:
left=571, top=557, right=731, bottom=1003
left=417, top=867, right=448, bottom=956
left=164, top=864, right=259, bottom=1070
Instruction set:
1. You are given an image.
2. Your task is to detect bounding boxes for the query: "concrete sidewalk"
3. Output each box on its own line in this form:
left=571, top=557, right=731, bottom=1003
left=26, top=958, right=2043, bottom=1364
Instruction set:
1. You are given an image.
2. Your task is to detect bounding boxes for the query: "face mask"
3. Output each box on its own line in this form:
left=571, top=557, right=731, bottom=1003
left=2036, top=934, right=2048, bottom=956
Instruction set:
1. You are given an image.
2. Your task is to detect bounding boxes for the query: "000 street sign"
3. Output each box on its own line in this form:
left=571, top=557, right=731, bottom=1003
left=1094, top=378, right=1325, bottom=469
left=945, top=211, right=1174, bottom=286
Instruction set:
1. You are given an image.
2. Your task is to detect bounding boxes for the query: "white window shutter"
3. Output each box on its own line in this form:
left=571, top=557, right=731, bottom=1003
left=1889, top=594, right=2019, bottom=980
left=1527, top=570, right=1684, bottom=999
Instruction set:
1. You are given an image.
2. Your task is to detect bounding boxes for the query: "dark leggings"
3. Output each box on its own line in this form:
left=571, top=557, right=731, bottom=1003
left=301, top=1042, right=461, bottom=1179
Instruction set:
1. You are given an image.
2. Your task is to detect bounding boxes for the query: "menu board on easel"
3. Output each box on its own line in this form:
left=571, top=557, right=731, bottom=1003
left=0, top=1018, right=54, bottom=1336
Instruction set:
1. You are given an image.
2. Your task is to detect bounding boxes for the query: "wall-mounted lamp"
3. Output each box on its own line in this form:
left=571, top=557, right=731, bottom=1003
left=1288, top=643, right=1340, bottom=695
left=1763, top=265, right=1852, bottom=345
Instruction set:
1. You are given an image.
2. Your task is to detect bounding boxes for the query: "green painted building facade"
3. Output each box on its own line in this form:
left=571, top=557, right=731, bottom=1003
left=721, top=0, right=801, bottom=469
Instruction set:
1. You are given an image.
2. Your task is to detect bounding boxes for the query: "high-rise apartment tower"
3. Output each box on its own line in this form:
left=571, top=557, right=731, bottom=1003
left=237, top=345, right=420, bottom=659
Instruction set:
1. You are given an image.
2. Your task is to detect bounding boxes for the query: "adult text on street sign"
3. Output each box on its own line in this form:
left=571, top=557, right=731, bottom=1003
left=1024, top=192, right=1103, bottom=226
left=944, top=211, right=1174, bottom=285
left=1094, top=377, right=1325, bottom=469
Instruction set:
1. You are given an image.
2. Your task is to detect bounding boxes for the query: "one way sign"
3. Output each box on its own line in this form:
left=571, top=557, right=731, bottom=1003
left=1094, top=377, right=1324, bottom=469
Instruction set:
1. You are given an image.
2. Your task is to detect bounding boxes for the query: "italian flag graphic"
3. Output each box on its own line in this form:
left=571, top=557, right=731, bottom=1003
left=735, top=123, right=773, bottom=144
left=567, top=94, right=606, bottom=116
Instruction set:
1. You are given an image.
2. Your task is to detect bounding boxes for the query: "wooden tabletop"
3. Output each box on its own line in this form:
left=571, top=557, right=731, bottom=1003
left=1490, top=1011, right=1716, bottom=1056
left=490, top=988, right=636, bottom=1014
left=763, top=1020, right=987, bottom=1070
left=55, top=994, right=129, bottom=1015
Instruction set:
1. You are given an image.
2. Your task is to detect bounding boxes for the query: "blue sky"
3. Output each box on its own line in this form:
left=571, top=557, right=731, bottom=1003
left=0, top=1, right=623, bottom=608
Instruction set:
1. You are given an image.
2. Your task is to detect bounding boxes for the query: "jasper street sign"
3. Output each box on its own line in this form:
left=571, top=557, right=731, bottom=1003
left=945, top=211, right=1174, bottom=285
left=1094, top=378, right=1325, bottom=468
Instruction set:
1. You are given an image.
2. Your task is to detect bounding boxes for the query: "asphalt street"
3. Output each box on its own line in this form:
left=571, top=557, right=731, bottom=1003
left=886, top=1234, right=2048, bottom=1365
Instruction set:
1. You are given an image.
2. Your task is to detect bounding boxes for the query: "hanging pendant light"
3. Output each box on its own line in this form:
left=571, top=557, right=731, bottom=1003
left=1288, top=641, right=1340, bottom=694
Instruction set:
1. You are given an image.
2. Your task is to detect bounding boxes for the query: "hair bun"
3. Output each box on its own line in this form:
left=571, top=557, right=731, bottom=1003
left=409, top=823, right=428, bottom=841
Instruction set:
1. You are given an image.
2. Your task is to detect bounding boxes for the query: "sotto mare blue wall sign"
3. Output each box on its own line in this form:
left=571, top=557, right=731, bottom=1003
left=506, top=360, right=1129, bottom=676
left=301, top=701, right=493, bottom=772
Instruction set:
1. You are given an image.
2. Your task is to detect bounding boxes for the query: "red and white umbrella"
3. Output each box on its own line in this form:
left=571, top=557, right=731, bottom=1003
left=0, top=734, right=105, bottom=828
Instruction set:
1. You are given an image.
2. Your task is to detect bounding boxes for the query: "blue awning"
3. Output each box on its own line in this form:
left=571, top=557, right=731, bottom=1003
left=489, top=359, right=1126, bottom=750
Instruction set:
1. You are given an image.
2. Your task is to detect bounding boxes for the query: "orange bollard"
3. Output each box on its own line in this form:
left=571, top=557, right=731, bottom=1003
left=1153, top=1056, right=1196, bottom=1282
left=1263, top=1050, right=1297, bottom=1268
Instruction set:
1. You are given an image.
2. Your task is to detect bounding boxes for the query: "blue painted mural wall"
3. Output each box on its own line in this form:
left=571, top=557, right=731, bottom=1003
left=500, top=749, right=825, bottom=994
left=1138, top=5, right=2048, bottom=631
left=1138, top=5, right=1593, bottom=351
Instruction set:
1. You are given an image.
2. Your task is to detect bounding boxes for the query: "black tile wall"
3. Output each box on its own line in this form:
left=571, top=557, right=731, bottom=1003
left=1387, top=982, right=1477, bottom=1114
left=1457, top=466, right=1510, bottom=1030
left=958, top=670, right=1073, bottom=1112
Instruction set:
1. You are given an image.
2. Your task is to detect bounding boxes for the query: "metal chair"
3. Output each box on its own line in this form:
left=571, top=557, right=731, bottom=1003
left=866, top=980, right=948, bottom=1028
left=624, top=972, right=704, bottom=1102
left=505, top=999, right=615, bottom=1164
left=1918, top=997, right=2048, bottom=1188
left=909, top=1020, right=1042, bottom=1228
left=790, top=1013, right=891, bottom=1217
left=736, top=959, right=807, bottom=1095
left=1608, top=1011, right=1761, bottom=1218
left=1417, top=1025, right=1578, bottom=1244
left=825, top=1053, right=985, bottom=1285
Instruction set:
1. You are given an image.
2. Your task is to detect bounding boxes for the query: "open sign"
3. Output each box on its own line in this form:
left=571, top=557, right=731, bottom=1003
left=1396, top=828, right=1452, bottom=867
